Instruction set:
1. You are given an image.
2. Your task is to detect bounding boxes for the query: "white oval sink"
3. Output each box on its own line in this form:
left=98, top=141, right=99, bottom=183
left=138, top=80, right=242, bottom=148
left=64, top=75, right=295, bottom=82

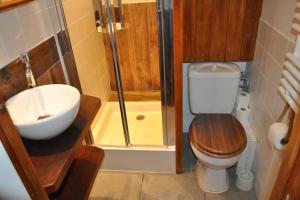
left=5, top=84, right=80, bottom=140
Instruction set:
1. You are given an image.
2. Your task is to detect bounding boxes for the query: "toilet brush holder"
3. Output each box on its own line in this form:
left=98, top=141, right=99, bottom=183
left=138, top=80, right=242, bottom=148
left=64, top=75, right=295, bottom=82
left=235, top=169, right=254, bottom=191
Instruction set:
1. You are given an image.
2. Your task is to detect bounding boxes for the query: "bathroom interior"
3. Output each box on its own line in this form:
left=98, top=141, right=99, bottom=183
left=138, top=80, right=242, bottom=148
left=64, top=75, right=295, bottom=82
left=1, top=0, right=300, bottom=199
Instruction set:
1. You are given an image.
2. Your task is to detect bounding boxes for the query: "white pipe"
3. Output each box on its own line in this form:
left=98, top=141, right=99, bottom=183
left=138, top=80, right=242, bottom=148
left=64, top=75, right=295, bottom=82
left=286, top=53, right=300, bottom=70
left=280, top=78, right=300, bottom=106
left=278, top=86, right=299, bottom=113
left=284, top=61, right=300, bottom=80
left=283, top=70, right=300, bottom=92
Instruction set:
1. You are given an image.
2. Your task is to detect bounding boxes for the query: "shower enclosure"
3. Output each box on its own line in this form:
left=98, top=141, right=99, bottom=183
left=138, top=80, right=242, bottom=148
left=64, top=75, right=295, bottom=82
left=57, top=0, right=175, bottom=171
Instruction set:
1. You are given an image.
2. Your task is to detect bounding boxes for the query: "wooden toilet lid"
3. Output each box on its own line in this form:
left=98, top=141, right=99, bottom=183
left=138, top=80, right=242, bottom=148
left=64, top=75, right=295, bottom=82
left=189, top=114, right=247, bottom=158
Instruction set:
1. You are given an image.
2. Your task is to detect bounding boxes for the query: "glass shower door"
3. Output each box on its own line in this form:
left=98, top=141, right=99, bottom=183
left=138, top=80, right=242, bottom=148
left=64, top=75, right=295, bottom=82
left=113, top=0, right=164, bottom=146
left=93, top=0, right=173, bottom=147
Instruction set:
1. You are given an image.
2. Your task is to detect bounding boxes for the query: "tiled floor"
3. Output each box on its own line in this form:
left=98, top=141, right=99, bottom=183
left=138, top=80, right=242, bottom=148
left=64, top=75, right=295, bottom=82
left=89, top=170, right=256, bottom=200
left=89, top=133, right=257, bottom=200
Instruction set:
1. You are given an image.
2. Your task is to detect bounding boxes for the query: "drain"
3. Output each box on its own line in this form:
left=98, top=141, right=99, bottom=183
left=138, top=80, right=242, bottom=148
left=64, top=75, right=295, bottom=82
left=136, top=115, right=145, bottom=120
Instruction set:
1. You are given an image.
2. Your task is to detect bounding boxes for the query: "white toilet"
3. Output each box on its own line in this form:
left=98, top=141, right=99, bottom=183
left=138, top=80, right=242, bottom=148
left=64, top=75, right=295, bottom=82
left=188, top=62, right=247, bottom=193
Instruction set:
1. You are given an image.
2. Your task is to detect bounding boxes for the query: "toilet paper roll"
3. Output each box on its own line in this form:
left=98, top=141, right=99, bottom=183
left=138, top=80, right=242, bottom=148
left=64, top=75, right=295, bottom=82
left=268, top=123, right=288, bottom=151
left=237, top=90, right=251, bottom=108
left=235, top=106, right=251, bottom=122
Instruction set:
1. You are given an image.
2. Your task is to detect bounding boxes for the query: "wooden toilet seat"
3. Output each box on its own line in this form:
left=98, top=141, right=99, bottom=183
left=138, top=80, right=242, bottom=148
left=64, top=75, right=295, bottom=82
left=189, top=114, right=247, bottom=158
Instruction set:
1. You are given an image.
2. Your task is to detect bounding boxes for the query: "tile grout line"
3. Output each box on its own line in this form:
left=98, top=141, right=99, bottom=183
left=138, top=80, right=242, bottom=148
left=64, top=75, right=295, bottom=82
left=139, top=173, right=145, bottom=200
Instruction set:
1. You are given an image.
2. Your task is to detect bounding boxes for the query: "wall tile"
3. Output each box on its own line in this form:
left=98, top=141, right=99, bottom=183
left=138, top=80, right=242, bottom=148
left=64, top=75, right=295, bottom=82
left=0, top=8, right=26, bottom=63
left=62, top=0, right=111, bottom=103
left=0, top=1, right=58, bottom=69
left=264, top=25, right=289, bottom=64
left=0, top=39, right=8, bottom=67
left=261, top=0, right=296, bottom=41
left=16, top=0, right=53, bottom=16
left=250, top=6, right=296, bottom=197
left=18, top=9, right=54, bottom=50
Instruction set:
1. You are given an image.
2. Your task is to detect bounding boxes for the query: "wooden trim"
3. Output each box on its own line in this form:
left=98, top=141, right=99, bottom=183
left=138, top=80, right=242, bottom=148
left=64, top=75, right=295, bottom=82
left=173, top=0, right=183, bottom=173
left=0, top=0, right=33, bottom=10
left=0, top=103, right=48, bottom=200
left=110, top=91, right=161, bottom=101
left=271, top=112, right=300, bottom=199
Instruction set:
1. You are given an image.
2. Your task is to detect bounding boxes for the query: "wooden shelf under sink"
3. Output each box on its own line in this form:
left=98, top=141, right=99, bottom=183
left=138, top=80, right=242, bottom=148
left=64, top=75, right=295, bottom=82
left=49, top=145, right=104, bottom=200
left=22, top=95, right=101, bottom=194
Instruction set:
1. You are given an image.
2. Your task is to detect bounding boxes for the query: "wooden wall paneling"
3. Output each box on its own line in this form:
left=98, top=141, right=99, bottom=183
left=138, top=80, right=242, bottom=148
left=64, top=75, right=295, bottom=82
left=225, top=0, right=247, bottom=60
left=115, top=4, right=136, bottom=91
left=240, top=0, right=263, bottom=60
left=173, top=0, right=183, bottom=173
left=29, top=37, right=59, bottom=78
left=106, top=3, right=160, bottom=92
left=183, top=0, right=197, bottom=61
left=0, top=105, right=49, bottom=200
left=36, top=71, right=54, bottom=86
left=49, top=62, right=66, bottom=84
left=147, top=2, right=161, bottom=90
left=102, top=32, right=117, bottom=91
left=183, top=0, right=263, bottom=62
left=0, top=61, right=27, bottom=100
left=36, top=62, right=66, bottom=86
left=130, top=3, right=152, bottom=91
left=209, top=0, right=230, bottom=61
left=195, top=0, right=213, bottom=61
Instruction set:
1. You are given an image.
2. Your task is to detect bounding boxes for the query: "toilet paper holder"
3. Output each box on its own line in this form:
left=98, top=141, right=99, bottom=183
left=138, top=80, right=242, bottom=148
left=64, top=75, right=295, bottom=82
left=277, top=103, right=295, bottom=145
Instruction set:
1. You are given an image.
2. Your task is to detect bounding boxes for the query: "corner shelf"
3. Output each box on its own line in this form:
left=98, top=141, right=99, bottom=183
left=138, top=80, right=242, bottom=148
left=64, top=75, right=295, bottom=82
left=22, top=95, right=101, bottom=194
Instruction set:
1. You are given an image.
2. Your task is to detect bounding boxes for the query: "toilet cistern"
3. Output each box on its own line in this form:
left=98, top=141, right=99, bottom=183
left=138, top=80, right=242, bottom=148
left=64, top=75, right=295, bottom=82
left=20, top=52, right=36, bottom=88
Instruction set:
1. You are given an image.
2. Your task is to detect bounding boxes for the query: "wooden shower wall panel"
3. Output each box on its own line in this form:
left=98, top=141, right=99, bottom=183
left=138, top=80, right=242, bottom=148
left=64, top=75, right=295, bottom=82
left=106, top=2, right=160, bottom=92
left=183, top=0, right=263, bottom=62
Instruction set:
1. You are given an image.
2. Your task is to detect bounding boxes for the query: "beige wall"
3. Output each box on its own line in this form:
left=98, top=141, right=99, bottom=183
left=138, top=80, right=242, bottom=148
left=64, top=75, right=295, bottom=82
left=250, top=0, right=296, bottom=199
left=61, top=0, right=111, bottom=102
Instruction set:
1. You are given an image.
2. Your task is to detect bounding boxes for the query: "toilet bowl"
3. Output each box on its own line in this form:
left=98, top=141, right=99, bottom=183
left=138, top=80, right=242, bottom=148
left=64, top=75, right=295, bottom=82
left=188, top=63, right=247, bottom=193
left=191, top=144, right=241, bottom=193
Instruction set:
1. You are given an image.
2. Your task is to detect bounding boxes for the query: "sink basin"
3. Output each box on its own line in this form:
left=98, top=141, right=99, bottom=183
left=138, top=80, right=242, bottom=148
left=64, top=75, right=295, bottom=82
left=5, top=84, right=80, bottom=140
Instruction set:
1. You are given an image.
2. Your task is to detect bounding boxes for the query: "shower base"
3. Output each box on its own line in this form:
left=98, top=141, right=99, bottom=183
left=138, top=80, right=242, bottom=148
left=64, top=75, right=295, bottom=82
left=91, top=101, right=175, bottom=172
left=92, top=101, right=163, bottom=146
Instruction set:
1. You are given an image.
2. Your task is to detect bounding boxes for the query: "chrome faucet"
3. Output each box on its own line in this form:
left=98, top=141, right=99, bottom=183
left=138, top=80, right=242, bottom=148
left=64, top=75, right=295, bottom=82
left=20, top=52, right=36, bottom=88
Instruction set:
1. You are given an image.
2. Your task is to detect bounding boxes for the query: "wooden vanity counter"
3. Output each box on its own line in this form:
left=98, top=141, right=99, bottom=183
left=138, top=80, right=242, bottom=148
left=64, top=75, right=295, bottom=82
left=23, top=95, right=102, bottom=194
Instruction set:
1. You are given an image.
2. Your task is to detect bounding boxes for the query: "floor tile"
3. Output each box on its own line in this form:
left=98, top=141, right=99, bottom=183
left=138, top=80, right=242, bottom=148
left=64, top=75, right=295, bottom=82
left=89, top=171, right=143, bottom=200
left=205, top=190, right=256, bottom=200
left=140, top=172, right=205, bottom=200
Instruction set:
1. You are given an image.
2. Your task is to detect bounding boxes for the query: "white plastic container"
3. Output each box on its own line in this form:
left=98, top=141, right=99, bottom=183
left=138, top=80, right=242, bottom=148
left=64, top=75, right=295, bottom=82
left=235, top=169, right=254, bottom=191
left=188, top=62, right=241, bottom=114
